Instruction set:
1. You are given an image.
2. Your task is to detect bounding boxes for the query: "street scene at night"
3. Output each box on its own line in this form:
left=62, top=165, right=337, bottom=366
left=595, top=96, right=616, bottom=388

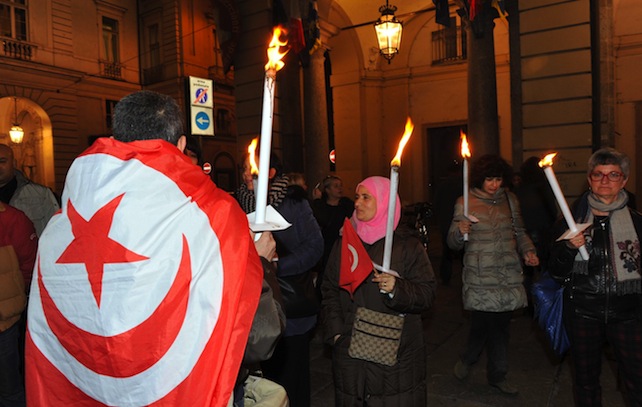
left=1, top=0, right=641, bottom=406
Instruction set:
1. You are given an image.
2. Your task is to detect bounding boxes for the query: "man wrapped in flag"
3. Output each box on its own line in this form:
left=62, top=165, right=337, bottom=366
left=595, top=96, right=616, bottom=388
left=25, top=90, right=263, bottom=406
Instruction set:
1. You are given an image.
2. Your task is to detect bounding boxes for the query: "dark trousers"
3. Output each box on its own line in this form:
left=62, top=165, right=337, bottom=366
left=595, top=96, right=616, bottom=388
left=567, top=316, right=642, bottom=407
left=0, top=322, right=26, bottom=407
left=262, top=332, right=311, bottom=407
left=461, top=310, right=513, bottom=384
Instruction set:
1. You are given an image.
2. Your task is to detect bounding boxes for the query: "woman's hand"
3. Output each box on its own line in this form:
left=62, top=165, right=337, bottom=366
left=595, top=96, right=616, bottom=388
left=523, top=251, right=539, bottom=266
left=458, top=219, right=472, bottom=236
left=567, top=233, right=586, bottom=249
left=372, top=271, right=396, bottom=294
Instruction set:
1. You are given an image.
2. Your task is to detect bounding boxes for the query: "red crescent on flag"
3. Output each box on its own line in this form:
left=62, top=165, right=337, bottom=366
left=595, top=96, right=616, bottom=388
left=38, top=235, right=192, bottom=378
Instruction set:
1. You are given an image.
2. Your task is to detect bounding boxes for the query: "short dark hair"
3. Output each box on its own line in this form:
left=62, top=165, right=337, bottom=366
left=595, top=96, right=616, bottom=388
left=470, top=154, right=513, bottom=189
left=587, top=147, right=630, bottom=179
left=112, top=90, right=184, bottom=144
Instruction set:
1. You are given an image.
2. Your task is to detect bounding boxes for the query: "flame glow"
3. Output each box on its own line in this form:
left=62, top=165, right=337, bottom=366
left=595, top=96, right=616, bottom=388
left=248, top=138, right=259, bottom=176
left=391, top=117, right=414, bottom=167
left=265, top=26, right=289, bottom=72
left=460, top=130, right=471, bottom=159
left=538, top=152, right=557, bottom=168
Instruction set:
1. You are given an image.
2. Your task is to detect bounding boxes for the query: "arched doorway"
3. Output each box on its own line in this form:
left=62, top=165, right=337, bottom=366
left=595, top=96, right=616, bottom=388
left=0, top=96, right=55, bottom=189
left=211, top=151, right=236, bottom=193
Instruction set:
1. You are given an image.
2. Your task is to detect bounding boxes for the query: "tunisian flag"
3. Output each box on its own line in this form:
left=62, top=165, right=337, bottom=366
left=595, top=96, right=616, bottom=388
left=26, top=138, right=263, bottom=406
left=339, top=218, right=374, bottom=297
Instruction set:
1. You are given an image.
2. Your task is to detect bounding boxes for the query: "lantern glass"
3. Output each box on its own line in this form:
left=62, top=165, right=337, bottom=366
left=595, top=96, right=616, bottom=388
left=9, top=125, right=24, bottom=144
left=374, top=12, right=402, bottom=62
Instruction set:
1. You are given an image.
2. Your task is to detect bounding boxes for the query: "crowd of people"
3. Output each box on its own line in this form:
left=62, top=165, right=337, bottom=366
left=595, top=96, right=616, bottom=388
left=2, top=89, right=641, bottom=407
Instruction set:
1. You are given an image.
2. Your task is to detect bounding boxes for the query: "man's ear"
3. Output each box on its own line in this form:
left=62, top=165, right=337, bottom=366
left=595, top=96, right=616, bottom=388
left=176, top=135, right=187, bottom=153
left=269, top=168, right=277, bottom=179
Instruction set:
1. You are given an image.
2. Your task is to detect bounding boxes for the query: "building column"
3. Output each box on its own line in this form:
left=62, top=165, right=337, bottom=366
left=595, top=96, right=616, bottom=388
left=466, top=1, right=500, bottom=157
left=303, top=47, right=330, bottom=189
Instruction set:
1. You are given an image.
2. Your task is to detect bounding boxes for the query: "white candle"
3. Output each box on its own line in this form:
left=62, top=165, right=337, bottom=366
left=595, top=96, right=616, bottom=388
left=542, top=166, right=590, bottom=260
left=255, top=28, right=287, bottom=224
left=463, top=158, right=469, bottom=241
left=381, top=118, right=414, bottom=273
left=382, top=166, right=399, bottom=271
left=255, top=68, right=276, bottom=225
left=460, top=131, right=471, bottom=241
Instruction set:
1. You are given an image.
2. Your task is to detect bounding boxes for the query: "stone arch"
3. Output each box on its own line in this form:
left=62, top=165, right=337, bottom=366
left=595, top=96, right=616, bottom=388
left=0, top=96, right=55, bottom=189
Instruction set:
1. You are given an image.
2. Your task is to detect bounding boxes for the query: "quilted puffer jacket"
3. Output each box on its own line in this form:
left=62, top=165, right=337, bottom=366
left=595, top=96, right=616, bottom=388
left=447, top=187, right=535, bottom=312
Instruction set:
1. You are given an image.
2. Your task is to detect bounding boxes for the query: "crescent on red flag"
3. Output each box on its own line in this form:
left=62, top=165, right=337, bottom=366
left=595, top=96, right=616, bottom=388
left=40, top=234, right=190, bottom=378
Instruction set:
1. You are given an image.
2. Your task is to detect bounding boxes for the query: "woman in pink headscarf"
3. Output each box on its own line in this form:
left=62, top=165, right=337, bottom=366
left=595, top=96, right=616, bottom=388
left=321, top=176, right=436, bottom=406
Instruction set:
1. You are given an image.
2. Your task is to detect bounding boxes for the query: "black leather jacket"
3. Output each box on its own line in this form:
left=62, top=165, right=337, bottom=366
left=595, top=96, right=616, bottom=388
left=548, top=192, right=642, bottom=323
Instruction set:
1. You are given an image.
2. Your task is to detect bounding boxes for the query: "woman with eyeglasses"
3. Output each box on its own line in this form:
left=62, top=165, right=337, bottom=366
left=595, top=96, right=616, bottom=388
left=447, top=154, right=539, bottom=395
left=549, top=147, right=642, bottom=406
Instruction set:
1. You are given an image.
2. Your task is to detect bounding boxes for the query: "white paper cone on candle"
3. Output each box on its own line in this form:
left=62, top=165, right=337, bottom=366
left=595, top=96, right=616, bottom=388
left=539, top=154, right=589, bottom=260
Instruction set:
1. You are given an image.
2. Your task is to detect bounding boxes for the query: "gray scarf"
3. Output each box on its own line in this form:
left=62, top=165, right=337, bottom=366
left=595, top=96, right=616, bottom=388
left=573, top=190, right=641, bottom=294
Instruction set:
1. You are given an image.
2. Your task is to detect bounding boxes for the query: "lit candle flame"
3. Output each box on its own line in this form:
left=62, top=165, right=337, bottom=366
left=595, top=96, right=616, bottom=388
left=265, top=26, right=289, bottom=72
left=248, top=138, right=259, bottom=176
left=538, top=152, right=557, bottom=168
left=460, top=130, right=471, bottom=159
left=391, top=117, right=414, bottom=167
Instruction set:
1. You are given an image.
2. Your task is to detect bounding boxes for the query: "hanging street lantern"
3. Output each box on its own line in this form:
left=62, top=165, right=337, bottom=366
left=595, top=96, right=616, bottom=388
left=374, top=0, right=403, bottom=64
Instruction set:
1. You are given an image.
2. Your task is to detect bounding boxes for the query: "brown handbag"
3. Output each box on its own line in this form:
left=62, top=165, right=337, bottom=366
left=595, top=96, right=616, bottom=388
left=348, top=307, right=404, bottom=366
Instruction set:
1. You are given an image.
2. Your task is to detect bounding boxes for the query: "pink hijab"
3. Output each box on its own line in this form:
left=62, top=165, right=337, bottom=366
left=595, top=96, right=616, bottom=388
left=351, top=176, right=401, bottom=244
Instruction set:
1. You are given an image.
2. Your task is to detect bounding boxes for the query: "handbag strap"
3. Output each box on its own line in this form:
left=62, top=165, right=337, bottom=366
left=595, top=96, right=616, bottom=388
left=505, top=191, right=517, bottom=237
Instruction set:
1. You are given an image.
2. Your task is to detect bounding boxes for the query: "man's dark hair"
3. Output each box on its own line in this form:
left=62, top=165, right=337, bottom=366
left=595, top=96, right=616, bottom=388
left=470, top=154, right=513, bottom=189
left=112, top=90, right=184, bottom=144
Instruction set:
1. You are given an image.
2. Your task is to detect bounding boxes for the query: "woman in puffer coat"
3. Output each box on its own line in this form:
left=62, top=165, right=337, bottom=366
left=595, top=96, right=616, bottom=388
left=321, top=176, right=436, bottom=406
left=447, top=154, right=539, bottom=395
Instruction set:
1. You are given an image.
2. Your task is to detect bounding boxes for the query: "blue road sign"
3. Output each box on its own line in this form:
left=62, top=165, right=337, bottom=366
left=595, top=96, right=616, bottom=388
left=195, top=111, right=211, bottom=130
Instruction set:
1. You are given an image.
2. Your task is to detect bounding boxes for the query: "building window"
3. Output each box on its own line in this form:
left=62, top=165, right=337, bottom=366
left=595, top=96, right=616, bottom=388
left=431, top=17, right=466, bottom=65
left=100, top=17, right=122, bottom=78
left=105, top=99, right=117, bottom=130
left=0, top=0, right=27, bottom=41
left=216, top=109, right=231, bottom=137
left=102, top=17, right=119, bottom=63
left=148, top=24, right=160, bottom=67
left=142, top=23, right=163, bottom=84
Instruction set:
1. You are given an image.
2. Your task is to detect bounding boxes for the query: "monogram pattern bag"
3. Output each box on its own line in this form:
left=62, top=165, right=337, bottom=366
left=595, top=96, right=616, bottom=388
left=348, top=307, right=404, bottom=366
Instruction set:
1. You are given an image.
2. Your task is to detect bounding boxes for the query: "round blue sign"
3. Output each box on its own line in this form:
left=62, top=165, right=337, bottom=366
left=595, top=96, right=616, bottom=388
left=195, top=112, right=211, bottom=130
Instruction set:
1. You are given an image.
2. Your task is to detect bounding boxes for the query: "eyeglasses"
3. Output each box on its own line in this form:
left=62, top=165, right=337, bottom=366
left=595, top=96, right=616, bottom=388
left=589, top=171, right=624, bottom=182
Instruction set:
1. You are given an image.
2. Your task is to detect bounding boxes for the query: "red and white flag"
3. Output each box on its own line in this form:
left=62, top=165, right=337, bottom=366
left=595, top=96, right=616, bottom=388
left=26, top=138, right=263, bottom=406
left=339, top=218, right=374, bottom=297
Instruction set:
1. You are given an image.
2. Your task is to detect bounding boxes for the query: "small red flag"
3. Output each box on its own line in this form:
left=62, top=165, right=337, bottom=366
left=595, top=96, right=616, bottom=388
left=340, top=219, right=373, bottom=296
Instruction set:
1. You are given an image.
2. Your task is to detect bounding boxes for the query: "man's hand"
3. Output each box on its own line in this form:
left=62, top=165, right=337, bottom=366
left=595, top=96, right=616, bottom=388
left=253, top=231, right=276, bottom=260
